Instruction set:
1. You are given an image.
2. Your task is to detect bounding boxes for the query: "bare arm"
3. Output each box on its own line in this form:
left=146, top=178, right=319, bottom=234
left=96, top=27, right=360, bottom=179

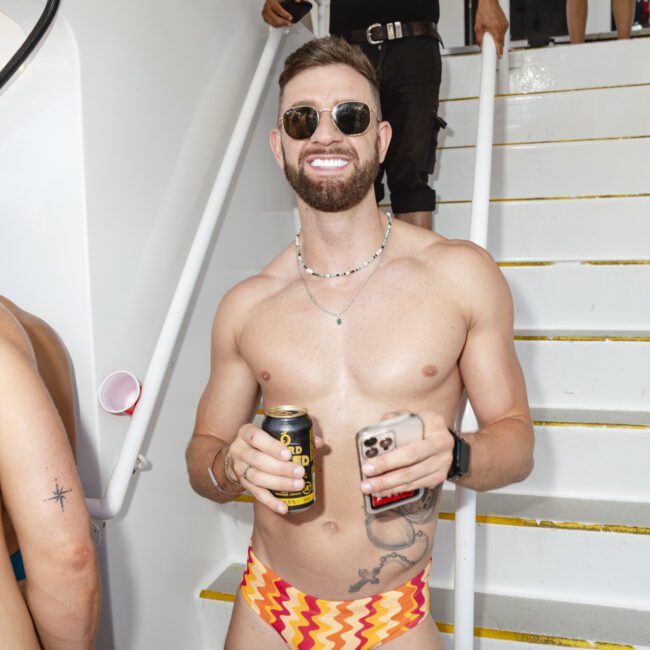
left=359, top=244, right=533, bottom=496
left=455, top=247, right=534, bottom=491
left=186, top=282, right=308, bottom=513
left=0, top=313, right=99, bottom=649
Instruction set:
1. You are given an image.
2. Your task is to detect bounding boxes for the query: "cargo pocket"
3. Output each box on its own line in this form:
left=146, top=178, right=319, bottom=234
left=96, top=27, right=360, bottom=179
left=420, top=112, right=447, bottom=176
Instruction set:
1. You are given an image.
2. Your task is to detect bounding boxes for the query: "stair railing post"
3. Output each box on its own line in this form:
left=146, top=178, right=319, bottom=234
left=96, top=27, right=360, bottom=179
left=453, top=30, right=497, bottom=650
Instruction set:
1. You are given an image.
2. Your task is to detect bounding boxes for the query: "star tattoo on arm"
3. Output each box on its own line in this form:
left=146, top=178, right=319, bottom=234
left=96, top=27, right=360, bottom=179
left=43, top=478, right=72, bottom=512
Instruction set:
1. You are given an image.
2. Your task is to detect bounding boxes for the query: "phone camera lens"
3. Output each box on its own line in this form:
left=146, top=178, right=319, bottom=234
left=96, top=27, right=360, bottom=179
left=365, top=448, right=379, bottom=458
left=364, top=437, right=377, bottom=447
left=380, top=438, right=393, bottom=450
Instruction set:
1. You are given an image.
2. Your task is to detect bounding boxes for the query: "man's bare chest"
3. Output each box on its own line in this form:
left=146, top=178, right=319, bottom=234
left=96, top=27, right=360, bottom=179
left=239, top=279, right=468, bottom=405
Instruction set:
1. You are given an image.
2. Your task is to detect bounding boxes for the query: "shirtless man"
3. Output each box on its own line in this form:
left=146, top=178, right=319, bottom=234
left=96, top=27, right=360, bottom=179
left=0, top=297, right=99, bottom=649
left=186, top=37, right=534, bottom=649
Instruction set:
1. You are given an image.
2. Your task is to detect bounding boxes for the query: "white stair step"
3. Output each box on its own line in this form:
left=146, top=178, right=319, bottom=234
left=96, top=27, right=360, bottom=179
left=439, top=84, right=650, bottom=147
left=439, top=491, right=650, bottom=534
left=430, top=519, right=650, bottom=608
left=434, top=197, right=650, bottom=261
left=515, top=339, right=650, bottom=412
left=431, top=587, right=650, bottom=649
left=436, top=138, right=649, bottom=202
left=531, top=406, right=650, bottom=427
left=504, top=422, right=650, bottom=501
left=200, top=563, right=650, bottom=648
left=501, top=263, right=650, bottom=331
left=440, top=39, right=650, bottom=101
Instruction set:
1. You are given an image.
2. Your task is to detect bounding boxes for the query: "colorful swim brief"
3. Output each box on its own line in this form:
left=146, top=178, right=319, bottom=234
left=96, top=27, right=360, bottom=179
left=240, top=545, right=431, bottom=649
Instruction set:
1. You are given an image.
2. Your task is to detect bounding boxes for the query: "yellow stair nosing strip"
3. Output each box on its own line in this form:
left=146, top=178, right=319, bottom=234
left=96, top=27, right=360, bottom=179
left=534, top=420, right=650, bottom=430
left=438, top=192, right=650, bottom=205
left=198, top=591, right=634, bottom=648
left=514, top=335, right=650, bottom=342
left=498, top=259, right=650, bottom=266
left=199, top=589, right=236, bottom=603
left=439, top=81, right=650, bottom=103
left=440, top=134, right=650, bottom=151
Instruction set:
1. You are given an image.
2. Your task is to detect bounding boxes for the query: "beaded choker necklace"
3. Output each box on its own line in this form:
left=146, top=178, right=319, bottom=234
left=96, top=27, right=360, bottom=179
left=295, top=213, right=393, bottom=279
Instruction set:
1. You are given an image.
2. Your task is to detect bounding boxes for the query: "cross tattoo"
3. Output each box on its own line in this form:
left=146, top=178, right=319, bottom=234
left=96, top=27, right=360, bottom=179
left=349, top=567, right=381, bottom=593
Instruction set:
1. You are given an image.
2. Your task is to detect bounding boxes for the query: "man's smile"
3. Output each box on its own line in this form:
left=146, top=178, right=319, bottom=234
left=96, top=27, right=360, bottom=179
left=308, top=157, right=350, bottom=169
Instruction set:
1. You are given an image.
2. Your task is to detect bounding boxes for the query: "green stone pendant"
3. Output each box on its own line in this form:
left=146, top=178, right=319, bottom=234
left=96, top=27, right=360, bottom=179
left=336, top=317, right=342, bottom=325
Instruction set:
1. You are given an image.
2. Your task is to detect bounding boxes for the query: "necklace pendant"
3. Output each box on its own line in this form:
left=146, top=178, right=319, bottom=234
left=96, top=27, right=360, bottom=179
left=336, top=317, right=342, bottom=325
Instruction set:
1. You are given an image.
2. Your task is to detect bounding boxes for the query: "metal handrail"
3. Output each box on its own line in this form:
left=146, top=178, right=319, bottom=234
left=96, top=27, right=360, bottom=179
left=454, top=30, right=498, bottom=650
left=86, top=27, right=286, bottom=519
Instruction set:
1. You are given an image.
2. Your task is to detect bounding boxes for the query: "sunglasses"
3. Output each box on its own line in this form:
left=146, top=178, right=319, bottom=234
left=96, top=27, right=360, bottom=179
left=280, top=101, right=377, bottom=140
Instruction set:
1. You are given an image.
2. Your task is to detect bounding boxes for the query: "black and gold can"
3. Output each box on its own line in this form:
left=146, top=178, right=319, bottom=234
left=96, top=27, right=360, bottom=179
left=262, top=405, right=315, bottom=512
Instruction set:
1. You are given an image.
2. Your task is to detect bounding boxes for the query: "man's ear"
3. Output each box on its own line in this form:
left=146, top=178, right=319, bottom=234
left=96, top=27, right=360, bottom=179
left=269, top=128, right=285, bottom=170
left=377, top=120, right=392, bottom=164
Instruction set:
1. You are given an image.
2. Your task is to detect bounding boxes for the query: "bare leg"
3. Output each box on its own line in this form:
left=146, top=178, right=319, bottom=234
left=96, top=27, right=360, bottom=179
left=225, top=592, right=287, bottom=650
left=566, top=0, right=588, bottom=43
left=395, top=211, right=432, bottom=230
left=612, top=0, right=635, bottom=38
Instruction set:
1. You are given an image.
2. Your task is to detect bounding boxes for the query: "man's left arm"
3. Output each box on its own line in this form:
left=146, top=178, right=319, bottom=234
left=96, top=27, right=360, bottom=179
left=475, top=0, right=510, bottom=56
left=359, top=245, right=533, bottom=498
left=454, top=247, right=534, bottom=491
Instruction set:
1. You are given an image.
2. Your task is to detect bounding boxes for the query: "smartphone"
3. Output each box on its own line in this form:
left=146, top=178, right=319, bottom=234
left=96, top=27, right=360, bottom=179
left=280, top=0, right=313, bottom=23
left=356, top=413, right=423, bottom=514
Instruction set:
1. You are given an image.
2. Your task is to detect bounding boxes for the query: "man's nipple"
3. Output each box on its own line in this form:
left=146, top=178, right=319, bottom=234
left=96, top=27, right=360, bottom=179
left=422, top=364, right=439, bottom=378
left=261, top=370, right=272, bottom=381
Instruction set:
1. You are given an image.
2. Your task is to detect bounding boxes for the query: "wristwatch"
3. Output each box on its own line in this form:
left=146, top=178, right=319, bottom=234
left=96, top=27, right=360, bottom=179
left=447, top=428, right=470, bottom=481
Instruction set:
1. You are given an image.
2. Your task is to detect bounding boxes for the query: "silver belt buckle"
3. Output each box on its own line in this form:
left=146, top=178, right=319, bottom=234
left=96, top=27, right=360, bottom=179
left=366, top=23, right=383, bottom=45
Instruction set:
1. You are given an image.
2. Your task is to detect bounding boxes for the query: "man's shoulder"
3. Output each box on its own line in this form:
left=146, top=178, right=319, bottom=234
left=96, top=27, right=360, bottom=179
left=214, top=247, right=294, bottom=331
left=0, top=300, right=36, bottom=366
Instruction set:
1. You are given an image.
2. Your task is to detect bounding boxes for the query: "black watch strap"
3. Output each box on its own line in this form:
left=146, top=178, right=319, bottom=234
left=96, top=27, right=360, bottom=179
left=447, top=428, right=470, bottom=481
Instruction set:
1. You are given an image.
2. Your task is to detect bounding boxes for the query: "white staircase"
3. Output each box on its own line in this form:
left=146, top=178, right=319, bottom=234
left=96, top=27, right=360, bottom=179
left=199, top=37, right=650, bottom=649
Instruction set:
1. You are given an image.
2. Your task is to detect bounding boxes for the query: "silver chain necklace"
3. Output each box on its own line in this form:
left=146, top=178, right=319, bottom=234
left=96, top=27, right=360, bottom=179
left=296, top=213, right=393, bottom=279
left=297, top=240, right=387, bottom=325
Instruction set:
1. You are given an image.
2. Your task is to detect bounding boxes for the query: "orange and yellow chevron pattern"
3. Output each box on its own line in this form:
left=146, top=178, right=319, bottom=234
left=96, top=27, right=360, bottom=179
left=240, top=546, right=431, bottom=649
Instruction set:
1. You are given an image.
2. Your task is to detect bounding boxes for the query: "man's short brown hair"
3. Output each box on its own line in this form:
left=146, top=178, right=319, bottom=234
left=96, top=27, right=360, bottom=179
left=278, top=36, right=381, bottom=115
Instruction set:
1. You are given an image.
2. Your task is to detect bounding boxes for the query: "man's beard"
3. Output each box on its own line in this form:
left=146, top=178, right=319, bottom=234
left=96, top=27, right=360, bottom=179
left=282, top=143, right=380, bottom=212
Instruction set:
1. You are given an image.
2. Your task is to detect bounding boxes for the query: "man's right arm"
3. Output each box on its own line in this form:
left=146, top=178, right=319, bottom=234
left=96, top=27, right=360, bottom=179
left=185, top=282, right=306, bottom=512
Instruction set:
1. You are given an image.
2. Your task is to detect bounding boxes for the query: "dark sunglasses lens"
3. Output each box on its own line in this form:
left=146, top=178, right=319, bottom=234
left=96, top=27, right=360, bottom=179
left=283, top=107, right=319, bottom=140
left=333, top=102, right=371, bottom=135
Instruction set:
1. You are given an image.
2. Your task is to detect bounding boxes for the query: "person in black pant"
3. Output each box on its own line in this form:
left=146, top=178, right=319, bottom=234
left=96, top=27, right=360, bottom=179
left=262, top=0, right=508, bottom=230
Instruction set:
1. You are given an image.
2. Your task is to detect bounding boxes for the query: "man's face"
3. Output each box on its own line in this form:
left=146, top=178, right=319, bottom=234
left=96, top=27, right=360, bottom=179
left=270, top=64, right=391, bottom=212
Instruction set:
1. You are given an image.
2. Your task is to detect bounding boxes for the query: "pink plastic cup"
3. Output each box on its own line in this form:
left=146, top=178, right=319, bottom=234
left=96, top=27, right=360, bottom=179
left=98, top=370, right=142, bottom=415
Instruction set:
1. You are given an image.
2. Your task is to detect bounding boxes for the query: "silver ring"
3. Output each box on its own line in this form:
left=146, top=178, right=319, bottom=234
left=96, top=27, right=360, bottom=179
left=242, top=465, right=252, bottom=482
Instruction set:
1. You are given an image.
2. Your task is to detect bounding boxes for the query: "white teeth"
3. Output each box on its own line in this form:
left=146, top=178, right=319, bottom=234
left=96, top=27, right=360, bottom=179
left=310, top=158, right=348, bottom=168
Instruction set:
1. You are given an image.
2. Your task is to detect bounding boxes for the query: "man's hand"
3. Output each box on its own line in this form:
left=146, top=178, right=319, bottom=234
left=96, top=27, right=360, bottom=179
left=262, top=0, right=295, bottom=28
left=359, top=411, right=454, bottom=498
left=475, top=0, right=509, bottom=57
left=229, top=422, right=319, bottom=514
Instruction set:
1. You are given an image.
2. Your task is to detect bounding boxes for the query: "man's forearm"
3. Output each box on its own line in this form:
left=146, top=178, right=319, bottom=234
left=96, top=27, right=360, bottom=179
left=458, top=415, right=534, bottom=492
left=186, top=434, right=244, bottom=503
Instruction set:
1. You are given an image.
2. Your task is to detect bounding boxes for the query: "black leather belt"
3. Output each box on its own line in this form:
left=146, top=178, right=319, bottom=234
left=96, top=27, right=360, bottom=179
left=344, top=21, right=441, bottom=46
